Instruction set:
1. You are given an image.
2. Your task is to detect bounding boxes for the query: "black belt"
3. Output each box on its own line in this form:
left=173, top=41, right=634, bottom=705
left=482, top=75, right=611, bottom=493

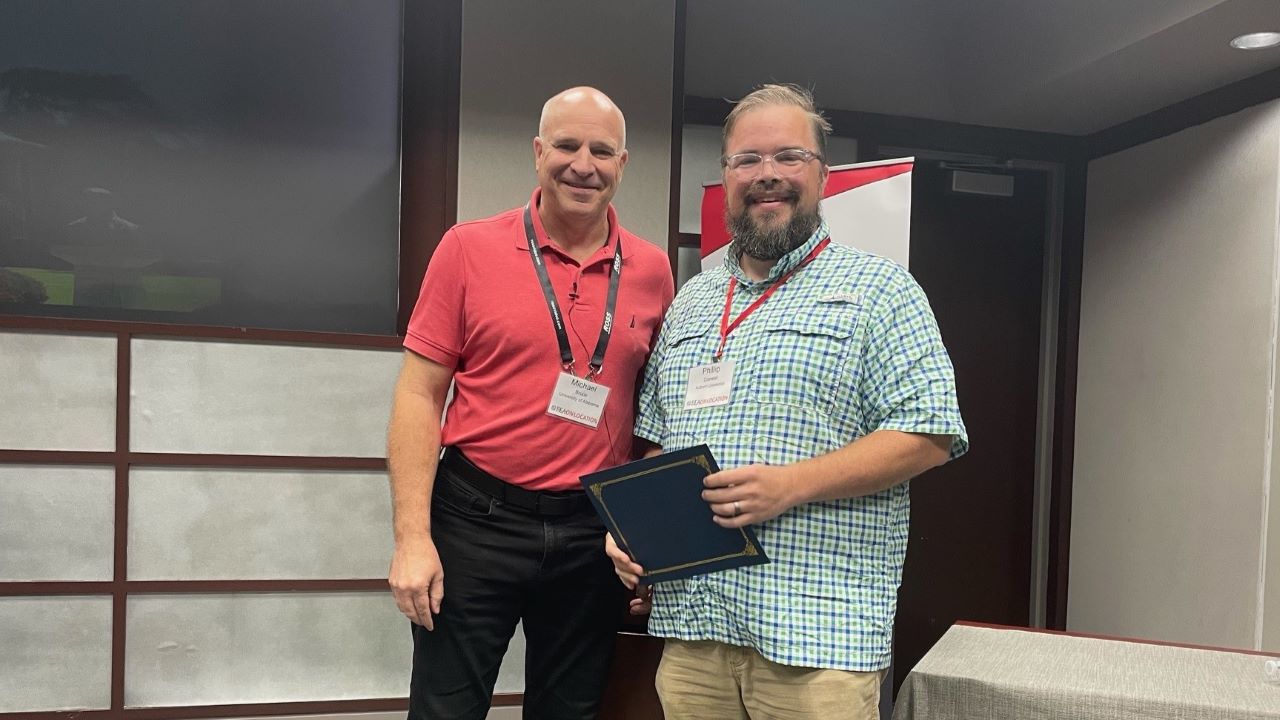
left=439, top=447, right=592, bottom=518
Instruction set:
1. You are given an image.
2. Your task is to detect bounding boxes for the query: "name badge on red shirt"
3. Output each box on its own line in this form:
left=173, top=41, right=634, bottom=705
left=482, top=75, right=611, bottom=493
left=547, top=372, right=611, bottom=428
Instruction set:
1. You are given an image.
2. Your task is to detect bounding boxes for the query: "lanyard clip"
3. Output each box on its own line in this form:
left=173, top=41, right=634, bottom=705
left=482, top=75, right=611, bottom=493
left=586, top=364, right=603, bottom=381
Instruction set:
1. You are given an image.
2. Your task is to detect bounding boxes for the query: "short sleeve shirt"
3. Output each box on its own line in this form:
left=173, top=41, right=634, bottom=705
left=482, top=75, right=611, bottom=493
left=635, top=222, right=967, bottom=670
left=406, top=188, right=675, bottom=490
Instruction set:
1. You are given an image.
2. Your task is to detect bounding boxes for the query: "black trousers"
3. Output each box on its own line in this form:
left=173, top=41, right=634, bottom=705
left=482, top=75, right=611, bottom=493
left=408, top=455, right=622, bottom=720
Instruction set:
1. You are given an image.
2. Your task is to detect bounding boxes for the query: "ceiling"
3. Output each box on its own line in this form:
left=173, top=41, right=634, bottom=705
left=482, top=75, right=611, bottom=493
left=683, top=0, right=1280, bottom=135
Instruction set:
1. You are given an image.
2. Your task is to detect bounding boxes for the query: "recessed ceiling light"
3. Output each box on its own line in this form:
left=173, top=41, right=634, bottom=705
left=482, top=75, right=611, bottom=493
left=1230, top=32, right=1280, bottom=50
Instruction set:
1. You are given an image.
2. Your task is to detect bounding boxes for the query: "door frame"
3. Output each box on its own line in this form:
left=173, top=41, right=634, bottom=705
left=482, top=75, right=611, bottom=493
left=875, top=146, right=1066, bottom=628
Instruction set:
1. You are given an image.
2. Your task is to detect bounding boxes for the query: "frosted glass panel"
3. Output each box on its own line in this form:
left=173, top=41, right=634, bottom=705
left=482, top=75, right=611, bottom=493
left=129, top=468, right=391, bottom=580
left=130, top=338, right=401, bottom=456
left=0, top=596, right=112, bottom=712
left=0, top=465, right=114, bottom=580
left=125, top=592, right=410, bottom=706
left=495, top=622, right=525, bottom=694
left=0, top=331, right=115, bottom=450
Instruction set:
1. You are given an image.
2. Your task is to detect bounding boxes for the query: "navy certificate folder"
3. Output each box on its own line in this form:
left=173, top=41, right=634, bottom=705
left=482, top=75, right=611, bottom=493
left=580, top=444, right=769, bottom=583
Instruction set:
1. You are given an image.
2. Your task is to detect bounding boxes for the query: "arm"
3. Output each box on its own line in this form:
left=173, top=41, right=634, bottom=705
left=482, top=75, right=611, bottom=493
left=707, top=264, right=965, bottom=527
left=701, top=430, right=952, bottom=528
left=387, top=351, right=454, bottom=629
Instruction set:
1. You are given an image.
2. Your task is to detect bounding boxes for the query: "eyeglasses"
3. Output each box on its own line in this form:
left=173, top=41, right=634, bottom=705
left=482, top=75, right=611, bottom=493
left=722, top=148, right=822, bottom=175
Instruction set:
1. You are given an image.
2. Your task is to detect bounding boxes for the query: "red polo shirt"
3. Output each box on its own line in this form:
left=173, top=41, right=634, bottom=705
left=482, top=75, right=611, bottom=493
left=405, top=188, right=675, bottom=491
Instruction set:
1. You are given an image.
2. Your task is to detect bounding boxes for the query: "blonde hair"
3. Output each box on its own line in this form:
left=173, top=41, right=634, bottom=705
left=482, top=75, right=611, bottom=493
left=722, top=83, right=831, bottom=160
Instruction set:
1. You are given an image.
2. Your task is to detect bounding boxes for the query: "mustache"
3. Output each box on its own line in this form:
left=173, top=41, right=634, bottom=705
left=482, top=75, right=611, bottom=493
left=742, top=182, right=799, bottom=205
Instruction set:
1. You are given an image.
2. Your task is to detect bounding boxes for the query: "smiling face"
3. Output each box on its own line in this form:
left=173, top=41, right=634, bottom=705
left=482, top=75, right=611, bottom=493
left=533, top=88, right=628, bottom=228
left=722, top=104, right=828, bottom=261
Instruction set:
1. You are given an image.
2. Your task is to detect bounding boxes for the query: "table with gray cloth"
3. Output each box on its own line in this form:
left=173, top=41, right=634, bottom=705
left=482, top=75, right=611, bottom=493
left=893, top=623, right=1280, bottom=720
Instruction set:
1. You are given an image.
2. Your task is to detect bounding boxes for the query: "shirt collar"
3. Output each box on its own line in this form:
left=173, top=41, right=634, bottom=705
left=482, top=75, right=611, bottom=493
left=515, top=187, right=627, bottom=261
left=724, top=219, right=831, bottom=286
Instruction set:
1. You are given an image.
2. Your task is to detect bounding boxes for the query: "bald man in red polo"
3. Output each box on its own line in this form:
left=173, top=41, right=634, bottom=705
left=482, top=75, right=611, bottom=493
left=387, top=87, right=674, bottom=720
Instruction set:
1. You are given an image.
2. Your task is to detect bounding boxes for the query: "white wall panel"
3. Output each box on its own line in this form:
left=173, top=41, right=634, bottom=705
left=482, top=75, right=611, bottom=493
left=678, top=124, right=726, bottom=235
left=0, top=331, right=115, bottom=451
left=1071, top=100, right=1280, bottom=648
left=457, top=0, right=675, bottom=246
left=130, top=339, right=401, bottom=457
left=0, top=596, right=113, bottom=712
left=125, top=593, right=409, bottom=706
left=129, top=468, right=391, bottom=580
left=0, top=465, right=114, bottom=581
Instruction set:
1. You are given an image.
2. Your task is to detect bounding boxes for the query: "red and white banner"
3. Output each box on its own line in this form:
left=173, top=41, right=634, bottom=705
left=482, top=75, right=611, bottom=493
left=700, top=157, right=913, bottom=271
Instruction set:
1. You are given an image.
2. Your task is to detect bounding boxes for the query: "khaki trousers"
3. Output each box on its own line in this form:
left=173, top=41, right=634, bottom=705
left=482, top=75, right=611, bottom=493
left=656, top=639, right=884, bottom=720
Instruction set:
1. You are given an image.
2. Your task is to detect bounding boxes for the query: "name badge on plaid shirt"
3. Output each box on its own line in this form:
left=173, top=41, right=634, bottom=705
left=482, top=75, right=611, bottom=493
left=684, top=360, right=734, bottom=409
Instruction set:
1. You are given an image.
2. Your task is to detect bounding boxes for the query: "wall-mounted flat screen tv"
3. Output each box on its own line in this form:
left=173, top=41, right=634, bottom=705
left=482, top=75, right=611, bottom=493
left=0, top=0, right=403, bottom=334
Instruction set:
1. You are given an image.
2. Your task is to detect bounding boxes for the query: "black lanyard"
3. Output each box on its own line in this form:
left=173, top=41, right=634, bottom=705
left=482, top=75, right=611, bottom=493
left=523, top=204, right=622, bottom=380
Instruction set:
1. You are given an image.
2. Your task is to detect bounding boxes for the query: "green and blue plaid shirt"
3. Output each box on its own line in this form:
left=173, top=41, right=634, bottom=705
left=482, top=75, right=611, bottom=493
left=635, top=222, right=968, bottom=671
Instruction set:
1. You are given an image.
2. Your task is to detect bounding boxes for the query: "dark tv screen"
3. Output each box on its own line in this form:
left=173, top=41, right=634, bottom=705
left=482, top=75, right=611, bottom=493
left=0, top=0, right=403, bottom=334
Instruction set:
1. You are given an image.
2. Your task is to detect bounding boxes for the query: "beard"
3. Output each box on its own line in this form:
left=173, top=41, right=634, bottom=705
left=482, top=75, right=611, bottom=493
left=726, top=192, right=822, bottom=263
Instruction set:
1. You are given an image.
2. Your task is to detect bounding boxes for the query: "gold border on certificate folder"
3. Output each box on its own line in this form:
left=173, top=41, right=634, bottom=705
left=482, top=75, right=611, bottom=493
left=586, top=455, right=760, bottom=578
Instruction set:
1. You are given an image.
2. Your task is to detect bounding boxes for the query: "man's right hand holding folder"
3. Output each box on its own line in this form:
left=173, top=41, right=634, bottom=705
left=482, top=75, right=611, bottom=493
left=602, top=445, right=803, bottom=615
left=604, top=534, right=653, bottom=615
left=584, top=444, right=772, bottom=600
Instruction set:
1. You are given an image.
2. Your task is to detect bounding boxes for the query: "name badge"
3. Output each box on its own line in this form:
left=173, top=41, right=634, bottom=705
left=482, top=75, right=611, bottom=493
left=547, top=372, right=611, bottom=428
left=684, top=360, right=734, bottom=410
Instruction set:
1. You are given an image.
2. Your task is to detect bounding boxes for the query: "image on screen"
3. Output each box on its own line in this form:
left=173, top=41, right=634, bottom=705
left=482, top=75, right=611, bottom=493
left=0, top=0, right=403, bottom=334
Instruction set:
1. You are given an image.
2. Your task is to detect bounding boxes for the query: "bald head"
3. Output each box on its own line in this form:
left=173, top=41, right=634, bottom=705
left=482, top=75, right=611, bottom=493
left=532, top=86, right=629, bottom=231
left=539, top=86, right=626, bottom=150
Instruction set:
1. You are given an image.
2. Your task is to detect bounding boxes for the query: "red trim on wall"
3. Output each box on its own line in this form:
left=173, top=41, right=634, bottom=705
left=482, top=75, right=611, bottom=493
left=0, top=315, right=403, bottom=349
left=0, top=451, right=386, bottom=470
left=0, top=450, right=115, bottom=464
left=0, top=695, right=524, bottom=720
left=0, top=581, right=389, bottom=596
left=110, top=333, right=131, bottom=711
left=125, top=454, right=388, bottom=470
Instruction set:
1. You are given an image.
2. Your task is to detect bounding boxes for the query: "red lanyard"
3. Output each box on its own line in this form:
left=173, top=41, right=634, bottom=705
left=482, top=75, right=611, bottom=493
left=715, top=237, right=831, bottom=360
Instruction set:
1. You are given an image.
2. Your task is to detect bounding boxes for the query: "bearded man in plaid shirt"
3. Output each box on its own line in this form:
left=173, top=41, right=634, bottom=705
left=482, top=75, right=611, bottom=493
left=606, top=84, right=968, bottom=719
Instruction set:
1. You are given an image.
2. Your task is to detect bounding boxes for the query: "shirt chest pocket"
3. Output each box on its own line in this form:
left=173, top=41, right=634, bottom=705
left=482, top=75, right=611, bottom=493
left=659, top=322, right=715, bottom=413
left=749, top=307, right=858, bottom=413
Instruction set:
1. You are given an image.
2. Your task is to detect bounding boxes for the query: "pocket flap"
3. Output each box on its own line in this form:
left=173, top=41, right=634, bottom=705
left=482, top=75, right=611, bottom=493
left=764, top=309, right=856, bottom=340
left=667, top=321, right=714, bottom=346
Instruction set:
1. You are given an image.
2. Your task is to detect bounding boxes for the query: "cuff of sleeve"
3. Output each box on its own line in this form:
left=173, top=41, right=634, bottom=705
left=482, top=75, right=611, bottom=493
left=633, top=413, right=664, bottom=446
left=403, top=332, right=459, bottom=370
left=877, top=416, right=969, bottom=460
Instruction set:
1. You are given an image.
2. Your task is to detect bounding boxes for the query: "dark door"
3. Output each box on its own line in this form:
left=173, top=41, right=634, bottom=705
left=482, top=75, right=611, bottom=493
left=892, top=161, right=1047, bottom=692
